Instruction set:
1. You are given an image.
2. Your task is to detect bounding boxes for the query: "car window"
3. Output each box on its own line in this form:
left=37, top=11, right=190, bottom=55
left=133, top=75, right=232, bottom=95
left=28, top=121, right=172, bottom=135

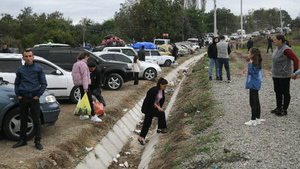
left=151, top=51, right=160, bottom=56
left=49, top=49, right=71, bottom=62
left=145, top=51, right=150, bottom=56
left=0, top=60, right=22, bottom=72
left=108, top=49, right=121, bottom=53
left=158, top=47, right=165, bottom=52
left=122, top=49, right=135, bottom=57
left=114, top=54, right=131, bottom=63
left=35, top=61, right=59, bottom=75
left=101, top=54, right=114, bottom=61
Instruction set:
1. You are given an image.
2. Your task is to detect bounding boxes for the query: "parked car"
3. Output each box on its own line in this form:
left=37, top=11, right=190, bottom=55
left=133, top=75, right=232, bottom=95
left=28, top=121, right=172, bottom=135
left=252, top=31, right=260, bottom=37
left=144, top=49, right=175, bottom=67
left=0, top=53, right=80, bottom=103
left=187, top=38, right=200, bottom=50
left=30, top=45, right=133, bottom=91
left=101, top=46, right=137, bottom=57
left=230, top=33, right=239, bottom=40
left=175, top=43, right=190, bottom=56
left=157, top=44, right=172, bottom=56
left=93, top=52, right=161, bottom=81
left=180, top=42, right=195, bottom=54
left=223, top=35, right=230, bottom=42
left=0, top=77, right=60, bottom=140
left=154, top=39, right=170, bottom=46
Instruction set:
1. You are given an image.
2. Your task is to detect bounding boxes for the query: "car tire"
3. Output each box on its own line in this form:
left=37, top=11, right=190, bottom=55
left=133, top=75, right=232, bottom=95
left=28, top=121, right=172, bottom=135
left=70, top=86, right=81, bottom=104
left=143, top=68, right=157, bottom=81
left=163, top=60, right=172, bottom=67
left=3, top=108, right=34, bottom=141
left=105, top=73, right=124, bottom=90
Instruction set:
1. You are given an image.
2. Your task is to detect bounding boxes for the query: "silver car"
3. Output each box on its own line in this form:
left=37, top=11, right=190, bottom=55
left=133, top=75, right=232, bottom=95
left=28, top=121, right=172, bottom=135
left=93, top=52, right=161, bottom=81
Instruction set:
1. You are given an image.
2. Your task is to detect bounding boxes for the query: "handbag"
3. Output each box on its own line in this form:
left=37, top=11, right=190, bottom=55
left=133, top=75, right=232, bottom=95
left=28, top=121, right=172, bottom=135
left=75, top=93, right=91, bottom=116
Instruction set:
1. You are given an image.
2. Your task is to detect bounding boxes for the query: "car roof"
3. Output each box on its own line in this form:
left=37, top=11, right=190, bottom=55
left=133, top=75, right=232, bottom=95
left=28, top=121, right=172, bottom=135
left=33, top=43, right=70, bottom=48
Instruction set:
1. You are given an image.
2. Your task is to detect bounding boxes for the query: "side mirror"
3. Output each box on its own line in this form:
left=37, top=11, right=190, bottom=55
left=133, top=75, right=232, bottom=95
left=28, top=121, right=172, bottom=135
left=56, top=70, right=62, bottom=75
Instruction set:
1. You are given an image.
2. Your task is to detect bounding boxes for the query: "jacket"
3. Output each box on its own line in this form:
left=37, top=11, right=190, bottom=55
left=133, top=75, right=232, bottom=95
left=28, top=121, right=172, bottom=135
left=14, top=61, right=47, bottom=98
left=133, top=59, right=141, bottom=72
left=72, top=59, right=91, bottom=90
left=216, top=40, right=231, bottom=59
left=138, top=49, right=145, bottom=61
left=141, top=86, right=165, bottom=116
left=247, top=40, right=253, bottom=48
left=272, top=44, right=292, bottom=78
left=207, top=37, right=218, bottom=60
left=245, top=63, right=262, bottom=90
left=172, top=46, right=178, bottom=57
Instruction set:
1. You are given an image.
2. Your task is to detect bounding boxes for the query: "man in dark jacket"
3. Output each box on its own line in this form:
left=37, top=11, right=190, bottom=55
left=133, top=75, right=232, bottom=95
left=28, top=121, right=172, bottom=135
left=267, top=36, right=273, bottom=53
left=88, top=61, right=106, bottom=106
left=0, top=43, right=12, bottom=53
left=138, top=45, right=145, bottom=61
left=171, top=43, right=178, bottom=60
left=247, top=38, right=253, bottom=52
left=208, top=37, right=219, bottom=80
left=13, top=49, right=47, bottom=150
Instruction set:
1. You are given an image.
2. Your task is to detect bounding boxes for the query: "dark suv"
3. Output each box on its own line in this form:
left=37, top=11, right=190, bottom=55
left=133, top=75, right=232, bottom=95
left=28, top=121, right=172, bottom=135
left=30, top=46, right=133, bottom=90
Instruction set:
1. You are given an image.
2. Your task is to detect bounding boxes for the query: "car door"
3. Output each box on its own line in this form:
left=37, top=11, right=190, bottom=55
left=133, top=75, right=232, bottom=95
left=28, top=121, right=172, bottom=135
left=113, top=53, right=133, bottom=68
left=151, top=50, right=163, bottom=65
left=122, top=49, right=136, bottom=57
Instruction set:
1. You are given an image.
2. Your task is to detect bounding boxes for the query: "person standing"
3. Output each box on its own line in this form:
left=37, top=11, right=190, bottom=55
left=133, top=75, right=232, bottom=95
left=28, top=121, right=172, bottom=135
left=236, top=39, right=239, bottom=50
left=88, top=61, right=106, bottom=107
left=13, top=49, right=47, bottom=150
left=1, top=43, right=12, bottom=53
left=133, top=55, right=141, bottom=85
left=138, top=78, right=168, bottom=145
left=247, top=38, right=253, bottom=52
left=267, top=36, right=273, bottom=53
left=138, top=45, right=145, bottom=61
left=243, top=48, right=265, bottom=126
left=72, top=52, right=102, bottom=122
left=270, top=35, right=299, bottom=116
left=217, top=35, right=232, bottom=82
left=208, top=37, right=219, bottom=80
left=171, top=43, right=178, bottom=60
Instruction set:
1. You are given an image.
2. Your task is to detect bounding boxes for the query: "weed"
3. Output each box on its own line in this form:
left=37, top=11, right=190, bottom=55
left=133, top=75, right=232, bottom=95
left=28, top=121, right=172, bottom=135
left=73, top=160, right=80, bottom=166
left=161, top=140, right=175, bottom=159
left=95, top=154, right=99, bottom=159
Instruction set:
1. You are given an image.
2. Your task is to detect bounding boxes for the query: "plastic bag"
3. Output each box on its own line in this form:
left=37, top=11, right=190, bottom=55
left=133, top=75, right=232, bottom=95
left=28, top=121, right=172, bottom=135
left=75, top=93, right=91, bottom=116
left=73, top=97, right=81, bottom=115
left=92, top=96, right=105, bottom=115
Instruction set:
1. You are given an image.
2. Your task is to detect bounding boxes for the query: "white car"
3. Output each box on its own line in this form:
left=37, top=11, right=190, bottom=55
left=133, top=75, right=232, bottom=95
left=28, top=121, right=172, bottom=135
left=0, top=53, right=80, bottom=103
left=144, top=49, right=175, bottom=67
left=230, top=33, right=239, bottom=40
left=93, top=52, right=161, bottom=81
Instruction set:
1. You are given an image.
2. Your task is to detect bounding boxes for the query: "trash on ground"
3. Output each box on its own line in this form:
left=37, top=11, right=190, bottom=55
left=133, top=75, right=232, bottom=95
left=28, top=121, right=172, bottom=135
left=134, top=130, right=141, bottom=134
left=113, top=158, right=118, bottom=163
left=119, top=163, right=124, bottom=167
left=125, top=152, right=131, bottom=155
left=123, top=108, right=128, bottom=112
left=116, top=154, right=120, bottom=159
left=85, top=147, right=93, bottom=152
left=124, top=161, right=129, bottom=168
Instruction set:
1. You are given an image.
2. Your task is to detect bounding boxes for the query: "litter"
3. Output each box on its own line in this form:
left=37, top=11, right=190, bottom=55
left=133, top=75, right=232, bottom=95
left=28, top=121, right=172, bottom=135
left=124, top=161, right=129, bottom=168
left=119, top=164, right=124, bottom=167
left=125, top=152, right=131, bottom=155
left=123, top=108, right=128, bottom=112
left=85, top=147, right=93, bottom=152
left=116, top=154, right=120, bottom=159
left=113, top=158, right=118, bottom=163
left=134, top=130, right=141, bottom=134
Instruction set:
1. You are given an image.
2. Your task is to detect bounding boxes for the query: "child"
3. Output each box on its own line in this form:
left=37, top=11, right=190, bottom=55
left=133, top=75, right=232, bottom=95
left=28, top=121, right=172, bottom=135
left=291, top=69, right=300, bottom=79
left=243, top=48, right=265, bottom=126
left=133, top=55, right=141, bottom=85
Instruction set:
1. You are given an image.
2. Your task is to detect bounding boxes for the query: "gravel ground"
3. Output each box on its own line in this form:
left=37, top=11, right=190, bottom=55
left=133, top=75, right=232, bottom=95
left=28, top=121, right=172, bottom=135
left=209, top=75, right=300, bottom=168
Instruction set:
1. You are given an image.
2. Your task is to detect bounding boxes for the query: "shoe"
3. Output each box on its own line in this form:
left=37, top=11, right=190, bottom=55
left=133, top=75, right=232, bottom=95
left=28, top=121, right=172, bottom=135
left=12, top=140, right=27, bottom=148
left=256, top=118, right=265, bottom=124
left=91, top=115, right=102, bottom=122
left=35, top=141, right=43, bottom=150
left=79, top=115, right=89, bottom=120
left=157, top=129, right=167, bottom=134
left=270, top=107, right=282, bottom=114
left=244, top=120, right=257, bottom=126
left=275, top=109, right=287, bottom=116
left=227, top=80, right=231, bottom=83
left=209, top=76, right=212, bottom=81
left=138, top=137, right=145, bottom=145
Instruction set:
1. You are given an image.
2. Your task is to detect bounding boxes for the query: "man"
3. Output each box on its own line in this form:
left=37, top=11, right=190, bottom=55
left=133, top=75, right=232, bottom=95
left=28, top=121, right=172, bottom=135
left=138, top=45, right=145, bottom=61
left=208, top=37, right=219, bottom=80
left=13, top=49, right=47, bottom=150
left=88, top=61, right=106, bottom=106
left=247, top=38, right=253, bottom=52
left=267, top=36, right=273, bottom=53
left=171, top=43, right=178, bottom=60
left=217, top=35, right=232, bottom=82
left=1, top=43, right=12, bottom=53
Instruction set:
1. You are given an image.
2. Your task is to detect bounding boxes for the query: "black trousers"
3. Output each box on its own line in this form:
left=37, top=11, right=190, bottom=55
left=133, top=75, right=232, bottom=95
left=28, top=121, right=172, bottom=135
left=134, top=72, right=139, bottom=85
left=79, top=86, right=95, bottom=116
left=19, top=98, right=41, bottom=142
left=267, top=45, right=273, bottom=53
left=140, top=108, right=167, bottom=138
left=273, top=77, right=291, bottom=110
left=249, top=89, right=261, bottom=120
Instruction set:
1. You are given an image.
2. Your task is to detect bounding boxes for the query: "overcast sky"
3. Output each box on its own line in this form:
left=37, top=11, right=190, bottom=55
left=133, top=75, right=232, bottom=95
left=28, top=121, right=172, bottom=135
left=0, top=0, right=299, bottom=25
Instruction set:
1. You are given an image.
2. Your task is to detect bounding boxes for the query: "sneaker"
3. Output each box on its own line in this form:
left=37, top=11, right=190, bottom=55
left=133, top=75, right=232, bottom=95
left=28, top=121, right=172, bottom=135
left=91, top=115, right=102, bottom=122
left=244, top=120, right=257, bottom=126
left=79, top=115, right=89, bottom=120
left=256, top=118, right=265, bottom=124
left=227, top=79, right=231, bottom=83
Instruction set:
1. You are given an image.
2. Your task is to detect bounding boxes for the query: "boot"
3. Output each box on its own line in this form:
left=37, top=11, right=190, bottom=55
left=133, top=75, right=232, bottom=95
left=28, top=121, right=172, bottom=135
left=12, top=140, right=27, bottom=148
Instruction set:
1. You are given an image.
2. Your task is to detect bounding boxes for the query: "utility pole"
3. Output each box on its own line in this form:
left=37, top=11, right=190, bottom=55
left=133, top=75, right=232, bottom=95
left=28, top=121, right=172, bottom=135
left=214, top=0, right=217, bottom=37
left=240, top=0, right=243, bottom=48
left=82, top=17, right=86, bottom=47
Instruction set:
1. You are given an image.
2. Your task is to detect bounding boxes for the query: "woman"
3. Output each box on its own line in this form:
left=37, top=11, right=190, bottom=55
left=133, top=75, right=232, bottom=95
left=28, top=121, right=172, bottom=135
left=271, top=35, right=299, bottom=116
left=133, top=55, right=141, bottom=85
left=72, top=52, right=102, bottom=122
left=138, top=78, right=168, bottom=145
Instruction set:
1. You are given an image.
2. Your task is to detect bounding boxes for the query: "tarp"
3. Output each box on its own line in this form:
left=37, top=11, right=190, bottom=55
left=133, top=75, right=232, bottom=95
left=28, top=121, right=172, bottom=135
left=130, top=42, right=156, bottom=49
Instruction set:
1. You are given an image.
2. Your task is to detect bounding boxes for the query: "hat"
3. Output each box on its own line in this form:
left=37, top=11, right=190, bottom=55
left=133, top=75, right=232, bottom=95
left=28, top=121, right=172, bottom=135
left=87, top=61, right=97, bottom=67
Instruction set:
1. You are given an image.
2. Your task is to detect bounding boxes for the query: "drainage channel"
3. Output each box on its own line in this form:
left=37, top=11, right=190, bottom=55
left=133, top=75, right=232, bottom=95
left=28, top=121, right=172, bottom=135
left=76, top=53, right=205, bottom=169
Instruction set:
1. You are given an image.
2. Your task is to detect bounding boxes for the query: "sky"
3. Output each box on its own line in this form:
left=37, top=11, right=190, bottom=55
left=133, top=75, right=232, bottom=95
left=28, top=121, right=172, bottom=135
left=0, top=0, right=299, bottom=25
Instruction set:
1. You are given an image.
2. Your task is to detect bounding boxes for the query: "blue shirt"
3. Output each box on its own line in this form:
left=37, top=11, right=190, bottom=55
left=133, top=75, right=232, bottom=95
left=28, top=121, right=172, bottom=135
left=15, top=61, right=47, bottom=98
left=246, top=63, right=262, bottom=90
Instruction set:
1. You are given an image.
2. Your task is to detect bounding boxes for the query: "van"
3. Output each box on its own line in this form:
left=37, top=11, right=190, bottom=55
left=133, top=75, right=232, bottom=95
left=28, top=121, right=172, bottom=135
left=154, top=39, right=170, bottom=46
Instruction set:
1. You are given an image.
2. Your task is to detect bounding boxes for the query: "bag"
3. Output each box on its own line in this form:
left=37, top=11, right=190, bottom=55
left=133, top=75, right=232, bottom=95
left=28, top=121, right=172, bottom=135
left=92, top=96, right=105, bottom=115
left=75, top=93, right=91, bottom=116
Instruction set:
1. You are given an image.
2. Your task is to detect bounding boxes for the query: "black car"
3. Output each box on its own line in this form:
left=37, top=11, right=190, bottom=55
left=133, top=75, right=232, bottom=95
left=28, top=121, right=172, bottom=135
left=30, top=46, right=133, bottom=90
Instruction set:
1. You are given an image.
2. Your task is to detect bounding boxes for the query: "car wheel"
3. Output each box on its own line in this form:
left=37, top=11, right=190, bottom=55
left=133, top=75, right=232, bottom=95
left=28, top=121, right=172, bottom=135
left=143, top=68, right=157, bottom=81
left=70, top=86, right=81, bottom=103
left=3, top=108, right=34, bottom=141
left=105, top=73, right=124, bottom=90
left=163, top=60, right=172, bottom=67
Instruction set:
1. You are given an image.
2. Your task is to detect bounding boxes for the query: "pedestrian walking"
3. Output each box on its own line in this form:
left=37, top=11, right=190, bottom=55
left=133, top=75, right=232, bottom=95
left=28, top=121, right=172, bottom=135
left=133, top=55, right=141, bottom=85
left=208, top=37, right=219, bottom=80
left=236, top=39, right=239, bottom=50
left=243, top=48, right=265, bottom=126
left=270, top=35, right=299, bottom=116
left=217, top=35, right=232, bottom=82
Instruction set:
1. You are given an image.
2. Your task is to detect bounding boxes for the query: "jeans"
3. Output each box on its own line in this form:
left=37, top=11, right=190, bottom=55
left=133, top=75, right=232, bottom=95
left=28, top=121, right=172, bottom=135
left=218, top=58, right=231, bottom=80
left=19, top=98, right=41, bottom=142
left=209, top=58, right=219, bottom=78
left=140, top=108, right=167, bottom=138
left=250, top=89, right=261, bottom=120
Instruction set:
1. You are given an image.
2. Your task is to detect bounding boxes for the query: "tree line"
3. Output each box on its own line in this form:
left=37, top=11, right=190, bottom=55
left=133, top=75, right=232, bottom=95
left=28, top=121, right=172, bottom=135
left=0, top=0, right=297, bottom=52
